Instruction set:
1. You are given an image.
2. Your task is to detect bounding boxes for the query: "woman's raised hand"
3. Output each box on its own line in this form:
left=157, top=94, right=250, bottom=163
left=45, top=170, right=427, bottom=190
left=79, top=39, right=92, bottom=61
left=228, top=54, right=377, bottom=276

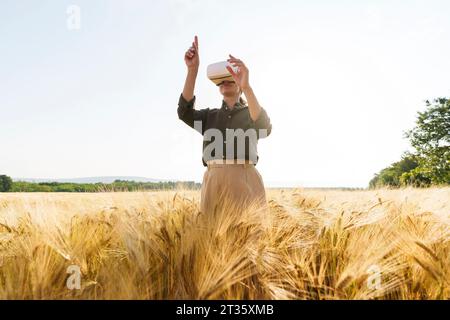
left=226, top=54, right=250, bottom=90
left=184, top=35, right=199, bottom=70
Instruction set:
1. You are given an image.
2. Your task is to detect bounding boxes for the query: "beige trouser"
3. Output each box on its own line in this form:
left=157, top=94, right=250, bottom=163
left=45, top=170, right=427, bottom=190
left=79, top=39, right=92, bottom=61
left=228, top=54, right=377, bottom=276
left=200, top=161, right=268, bottom=214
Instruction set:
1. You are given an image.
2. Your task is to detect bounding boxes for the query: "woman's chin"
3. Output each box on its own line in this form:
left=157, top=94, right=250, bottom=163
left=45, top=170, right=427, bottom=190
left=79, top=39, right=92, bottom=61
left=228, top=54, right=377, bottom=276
left=222, top=90, right=237, bottom=96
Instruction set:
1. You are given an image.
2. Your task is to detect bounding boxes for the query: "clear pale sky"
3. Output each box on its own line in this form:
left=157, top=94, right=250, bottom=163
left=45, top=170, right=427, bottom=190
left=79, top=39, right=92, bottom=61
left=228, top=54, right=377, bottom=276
left=1, top=0, right=449, bottom=188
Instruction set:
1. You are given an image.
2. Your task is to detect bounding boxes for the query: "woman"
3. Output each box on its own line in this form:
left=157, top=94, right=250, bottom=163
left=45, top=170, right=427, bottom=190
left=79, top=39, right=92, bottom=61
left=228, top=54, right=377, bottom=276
left=178, top=35, right=272, bottom=214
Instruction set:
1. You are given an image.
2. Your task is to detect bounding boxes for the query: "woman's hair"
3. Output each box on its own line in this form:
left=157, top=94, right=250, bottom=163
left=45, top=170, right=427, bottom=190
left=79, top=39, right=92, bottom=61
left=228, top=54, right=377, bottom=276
left=239, top=89, right=247, bottom=106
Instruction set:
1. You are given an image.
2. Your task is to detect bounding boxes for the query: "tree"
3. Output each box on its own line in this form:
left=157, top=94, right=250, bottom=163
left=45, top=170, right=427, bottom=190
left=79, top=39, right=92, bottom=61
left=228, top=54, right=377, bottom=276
left=370, top=98, right=450, bottom=188
left=0, top=175, right=13, bottom=192
left=399, top=167, right=432, bottom=187
left=405, top=98, right=450, bottom=184
left=369, top=153, right=421, bottom=188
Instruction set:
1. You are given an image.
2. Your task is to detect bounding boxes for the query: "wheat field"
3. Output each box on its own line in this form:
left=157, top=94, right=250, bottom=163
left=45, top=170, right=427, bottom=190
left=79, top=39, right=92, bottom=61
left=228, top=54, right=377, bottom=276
left=0, top=187, right=448, bottom=300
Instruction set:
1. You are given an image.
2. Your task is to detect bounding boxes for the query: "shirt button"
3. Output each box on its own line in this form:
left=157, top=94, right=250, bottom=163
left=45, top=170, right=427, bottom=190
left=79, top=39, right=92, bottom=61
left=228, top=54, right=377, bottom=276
left=228, top=115, right=231, bottom=119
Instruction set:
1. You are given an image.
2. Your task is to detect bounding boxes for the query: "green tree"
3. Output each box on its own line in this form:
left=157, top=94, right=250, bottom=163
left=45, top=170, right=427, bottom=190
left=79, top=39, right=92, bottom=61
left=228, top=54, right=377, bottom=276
left=0, top=175, right=13, bottom=192
left=405, top=98, right=450, bottom=184
left=369, top=153, right=421, bottom=188
left=399, top=167, right=432, bottom=187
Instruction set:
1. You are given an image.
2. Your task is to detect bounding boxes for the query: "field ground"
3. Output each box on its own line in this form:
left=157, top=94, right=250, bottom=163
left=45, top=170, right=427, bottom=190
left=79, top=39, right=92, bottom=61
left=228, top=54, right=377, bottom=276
left=0, top=187, right=449, bottom=299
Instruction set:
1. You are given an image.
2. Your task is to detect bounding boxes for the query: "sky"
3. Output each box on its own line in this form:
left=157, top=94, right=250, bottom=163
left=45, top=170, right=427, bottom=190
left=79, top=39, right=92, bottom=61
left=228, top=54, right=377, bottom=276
left=1, top=0, right=449, bottom=188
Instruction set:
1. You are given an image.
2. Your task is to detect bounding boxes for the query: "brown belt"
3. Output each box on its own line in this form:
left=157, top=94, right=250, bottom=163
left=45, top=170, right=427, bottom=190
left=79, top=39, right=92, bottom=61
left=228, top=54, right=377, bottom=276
left=206, top=159, right=255, bottom=168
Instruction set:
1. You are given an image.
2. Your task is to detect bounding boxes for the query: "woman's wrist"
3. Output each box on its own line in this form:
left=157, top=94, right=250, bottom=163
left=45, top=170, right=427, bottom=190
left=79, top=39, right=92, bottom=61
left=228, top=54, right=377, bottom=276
left=241, top=85, right=252, bottom=94
left=186, top=68, right=198, bottom=82
left=187, top=66, right=199, bottom=73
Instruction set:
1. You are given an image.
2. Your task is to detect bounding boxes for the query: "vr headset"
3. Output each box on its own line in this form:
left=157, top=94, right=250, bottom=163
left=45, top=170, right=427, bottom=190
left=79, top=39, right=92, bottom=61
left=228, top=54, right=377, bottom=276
left=206, top=61, right=238, bottom=86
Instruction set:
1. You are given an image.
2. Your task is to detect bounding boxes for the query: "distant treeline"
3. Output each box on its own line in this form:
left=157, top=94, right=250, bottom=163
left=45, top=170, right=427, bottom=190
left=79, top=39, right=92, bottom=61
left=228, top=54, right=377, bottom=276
left=370, top=98, right=449, bottom=188
left=0, top=177, right=201, bottom=192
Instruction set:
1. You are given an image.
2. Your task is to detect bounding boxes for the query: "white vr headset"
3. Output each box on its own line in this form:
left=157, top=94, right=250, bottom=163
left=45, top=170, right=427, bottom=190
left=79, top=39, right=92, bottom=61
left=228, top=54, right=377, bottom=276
left=206, top=61, right=238, bottom=86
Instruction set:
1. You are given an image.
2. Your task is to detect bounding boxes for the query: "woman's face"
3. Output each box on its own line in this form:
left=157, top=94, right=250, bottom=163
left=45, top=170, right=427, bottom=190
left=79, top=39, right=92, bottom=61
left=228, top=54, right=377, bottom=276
left=219, top=80, right=240, bottom=97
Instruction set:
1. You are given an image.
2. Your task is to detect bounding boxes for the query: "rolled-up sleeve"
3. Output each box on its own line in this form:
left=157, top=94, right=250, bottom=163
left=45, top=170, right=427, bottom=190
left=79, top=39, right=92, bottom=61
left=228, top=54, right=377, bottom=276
left=177, top=93, right=209, bottom=133
left=252, top=107, right=272, bottom=138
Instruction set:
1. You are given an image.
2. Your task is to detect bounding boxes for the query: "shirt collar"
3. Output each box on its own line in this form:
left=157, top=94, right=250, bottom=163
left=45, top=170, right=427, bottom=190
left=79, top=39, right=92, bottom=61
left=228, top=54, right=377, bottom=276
left=221, top=99, right=246, bottom=111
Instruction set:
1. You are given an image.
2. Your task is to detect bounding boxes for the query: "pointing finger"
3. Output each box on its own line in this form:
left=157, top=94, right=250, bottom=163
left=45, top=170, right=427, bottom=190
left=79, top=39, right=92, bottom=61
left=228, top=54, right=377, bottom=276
left=194, top=35, right=199, bottom=51
left=226, top=66, right=237, bottom=77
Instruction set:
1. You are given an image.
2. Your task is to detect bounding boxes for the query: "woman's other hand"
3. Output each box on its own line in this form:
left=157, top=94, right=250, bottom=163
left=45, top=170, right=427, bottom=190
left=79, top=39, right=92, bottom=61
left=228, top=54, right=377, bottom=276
left=226, top=54, right=250, bottom=90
